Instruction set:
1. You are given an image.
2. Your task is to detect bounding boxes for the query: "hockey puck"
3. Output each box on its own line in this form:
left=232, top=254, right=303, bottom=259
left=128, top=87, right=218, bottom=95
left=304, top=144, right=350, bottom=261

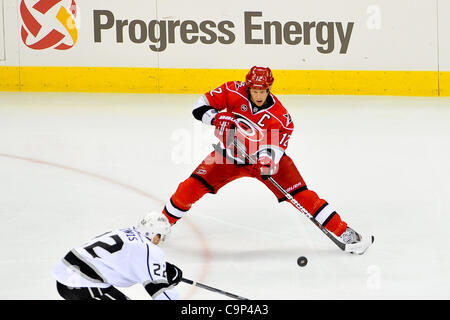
left=297, top=256, right=308, bottom=267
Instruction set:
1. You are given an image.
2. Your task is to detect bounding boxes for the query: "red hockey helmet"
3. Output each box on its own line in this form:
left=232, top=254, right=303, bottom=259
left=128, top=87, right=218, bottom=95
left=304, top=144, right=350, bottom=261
left=245, top=66, right=274, bottom=90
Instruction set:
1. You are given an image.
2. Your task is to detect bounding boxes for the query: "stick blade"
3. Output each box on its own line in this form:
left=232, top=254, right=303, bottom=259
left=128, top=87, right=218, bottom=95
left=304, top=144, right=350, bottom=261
left=345, top=235, right=375, bottom=255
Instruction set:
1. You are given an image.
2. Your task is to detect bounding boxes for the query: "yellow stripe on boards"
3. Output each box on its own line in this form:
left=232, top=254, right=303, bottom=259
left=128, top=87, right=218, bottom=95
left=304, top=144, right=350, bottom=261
left=439, top=72, right=450, bottom=96
left=18, top=67, right=160, bottom=93
left=0, top=66, right=445, bottom=96
left=274, top=70, right=438, bottom=96
left=0, top=67, right=21, bottom=91
left=158, top=68, right=246, bottom=94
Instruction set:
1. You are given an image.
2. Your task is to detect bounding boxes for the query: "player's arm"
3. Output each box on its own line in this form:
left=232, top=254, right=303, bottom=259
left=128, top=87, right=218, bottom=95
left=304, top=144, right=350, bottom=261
left=192, top=82, right=232, bottom=125
left=255, top=118, right=294, bottom=177
left=192, top=95, right=218, bottom=125
left=144, top=262, right=182, bottom=299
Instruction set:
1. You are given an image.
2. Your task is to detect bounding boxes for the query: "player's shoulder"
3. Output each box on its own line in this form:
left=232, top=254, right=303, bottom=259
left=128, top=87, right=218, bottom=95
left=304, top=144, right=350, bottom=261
left=268, top=93, right=294, bottom=129
left=118, top=228, right=166, bottom=258
left=207, top=81, right=244, bottom=97
left=270, top=93, right=286, bottom=109
left=117, top=227, right=142, bottom=242
left=224, top=81, right=246, bottom=93
left=148, top=242, right=167, bottom=263
left=112, top=227, right=153, bottom=254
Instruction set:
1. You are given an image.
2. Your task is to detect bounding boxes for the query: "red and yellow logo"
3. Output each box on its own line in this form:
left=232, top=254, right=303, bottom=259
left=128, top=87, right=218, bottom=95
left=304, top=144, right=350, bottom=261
left=20, top=0, right=78, bottom=50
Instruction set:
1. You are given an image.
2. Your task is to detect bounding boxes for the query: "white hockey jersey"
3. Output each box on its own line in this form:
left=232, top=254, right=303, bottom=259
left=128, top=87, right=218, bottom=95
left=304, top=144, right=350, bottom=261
left=52, top=227, right=177, bottom=299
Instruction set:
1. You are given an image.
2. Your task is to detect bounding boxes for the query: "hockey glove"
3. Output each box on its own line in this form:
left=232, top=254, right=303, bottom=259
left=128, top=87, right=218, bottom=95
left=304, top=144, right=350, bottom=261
left=166, top=262, right=183, bottom=286
left=213, top=112, right=238, bottom=147
left=256, top=154, right=278, bottom=178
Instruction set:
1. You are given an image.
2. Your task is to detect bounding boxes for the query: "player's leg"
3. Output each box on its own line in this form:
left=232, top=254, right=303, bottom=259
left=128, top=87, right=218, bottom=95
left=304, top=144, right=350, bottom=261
left=55, top=282, right=99, bottom=300
left=162, top=151, right=247, bottom=225
left=56, top=281, right=82, bottom=300
left=162, top=176, right=210, bottom=225
left=96, top=286, right=130, bottom=300
left=258, top=154, right=347, bottom=237
left=56, top=282, right=129, bottom=300
left=153, top=287, right=180, bottom=300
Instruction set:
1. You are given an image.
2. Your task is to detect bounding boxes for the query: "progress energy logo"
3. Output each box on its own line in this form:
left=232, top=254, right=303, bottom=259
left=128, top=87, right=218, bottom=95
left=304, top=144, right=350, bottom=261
left=20, top=0, right=78, bottom=50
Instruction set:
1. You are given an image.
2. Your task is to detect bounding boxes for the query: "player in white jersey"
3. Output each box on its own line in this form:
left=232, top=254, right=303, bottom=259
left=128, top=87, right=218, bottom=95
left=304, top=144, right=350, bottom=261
left=52, top=212, right=182, bottom=300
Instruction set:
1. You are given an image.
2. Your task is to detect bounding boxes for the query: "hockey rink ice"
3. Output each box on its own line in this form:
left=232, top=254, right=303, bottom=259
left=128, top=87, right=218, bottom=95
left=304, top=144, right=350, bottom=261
left=0, top=91, right=449, bottom=300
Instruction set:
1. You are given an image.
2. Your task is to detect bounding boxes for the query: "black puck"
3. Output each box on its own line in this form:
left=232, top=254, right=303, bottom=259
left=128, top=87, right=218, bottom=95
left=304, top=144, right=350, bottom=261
left=297, top=256, right=308, bottom=267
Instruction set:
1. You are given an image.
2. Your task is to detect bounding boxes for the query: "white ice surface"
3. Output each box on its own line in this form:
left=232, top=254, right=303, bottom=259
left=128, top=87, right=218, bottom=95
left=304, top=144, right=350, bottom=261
left=0, top=92, right=449, bottom=300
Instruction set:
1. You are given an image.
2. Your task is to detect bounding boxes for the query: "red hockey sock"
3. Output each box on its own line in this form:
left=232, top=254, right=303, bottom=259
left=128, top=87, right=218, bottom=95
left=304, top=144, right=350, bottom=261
left=292, top=189, right=347, bottom=236
left=162, top=176, right=209, bottom=225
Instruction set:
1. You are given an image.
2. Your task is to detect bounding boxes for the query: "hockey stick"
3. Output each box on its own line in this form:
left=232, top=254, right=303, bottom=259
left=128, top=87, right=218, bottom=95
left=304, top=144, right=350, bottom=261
left=232, top=139, right=347, bottom=252
left=181, top=278, right=249, bottom=300
left=266, top=174, right=346, bottom=251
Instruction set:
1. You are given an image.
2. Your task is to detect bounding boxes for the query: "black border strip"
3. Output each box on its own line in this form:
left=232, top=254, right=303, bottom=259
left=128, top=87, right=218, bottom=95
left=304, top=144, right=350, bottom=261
left=322, top=211, right=337, bottom=227
left=190, top=174, right=215, bottom=194
left=277, top=186, right=308, bottom=203
left=63, top=251, right=105, bottom=283
left=312, top=202, right=329, bottom=218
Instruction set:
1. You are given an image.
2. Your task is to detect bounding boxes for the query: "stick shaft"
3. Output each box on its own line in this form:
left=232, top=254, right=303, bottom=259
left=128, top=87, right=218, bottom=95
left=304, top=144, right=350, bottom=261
left=267, top=176, right=345, bottom=250
left=233, top=139, right=345, bottom=251
left=181, top=278, right=249, bottom=300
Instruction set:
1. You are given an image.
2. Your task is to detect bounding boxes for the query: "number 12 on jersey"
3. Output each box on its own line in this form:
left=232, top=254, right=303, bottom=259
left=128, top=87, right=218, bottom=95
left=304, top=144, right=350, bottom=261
left=280, top=133, right=290, bottom=147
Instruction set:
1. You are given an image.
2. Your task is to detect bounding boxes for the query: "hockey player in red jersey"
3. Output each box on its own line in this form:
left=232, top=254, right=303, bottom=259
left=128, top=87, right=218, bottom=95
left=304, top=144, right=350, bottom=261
left=162, top=66, right=372, bottom=254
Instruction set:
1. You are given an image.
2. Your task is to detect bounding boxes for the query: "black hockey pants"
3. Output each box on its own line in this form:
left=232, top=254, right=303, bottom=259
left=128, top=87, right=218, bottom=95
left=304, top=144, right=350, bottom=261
left=56, top=281, right=129, bottom=300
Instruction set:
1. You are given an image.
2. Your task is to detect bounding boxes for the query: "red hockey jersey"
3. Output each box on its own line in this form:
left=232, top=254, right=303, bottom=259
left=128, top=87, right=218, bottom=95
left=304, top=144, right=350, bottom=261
left=200, top=81, right=294, bottom=164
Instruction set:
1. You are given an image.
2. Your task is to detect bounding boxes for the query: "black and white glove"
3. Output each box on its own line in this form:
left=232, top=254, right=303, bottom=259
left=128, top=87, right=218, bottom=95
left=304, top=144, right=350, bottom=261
left=144, top=262, right=183, bottom=298
left=166, top=262, right=183, bottom=286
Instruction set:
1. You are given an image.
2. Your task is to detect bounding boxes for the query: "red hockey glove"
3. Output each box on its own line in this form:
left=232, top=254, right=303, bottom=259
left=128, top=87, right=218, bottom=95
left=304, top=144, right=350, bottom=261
left=256, top=155, right=278, bottom=178
left=213, top=112, right=238, bottom=147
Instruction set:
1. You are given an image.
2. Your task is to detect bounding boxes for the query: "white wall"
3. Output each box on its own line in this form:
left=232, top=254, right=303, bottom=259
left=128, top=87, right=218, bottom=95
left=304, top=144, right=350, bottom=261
left=0, top=0, right=5, bottom=61
left=2, top=0, right=449, bottom=72
left=438, top=0, right=450, bottom=71
left=157, top=0, right=439, bottom=71
left=1, top=0, right=19, bottom=66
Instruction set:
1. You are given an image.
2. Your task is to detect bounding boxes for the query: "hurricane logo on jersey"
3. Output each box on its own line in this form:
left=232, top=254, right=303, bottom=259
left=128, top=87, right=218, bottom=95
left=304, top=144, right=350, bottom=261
left=234, top=114, right=264, bottom=143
